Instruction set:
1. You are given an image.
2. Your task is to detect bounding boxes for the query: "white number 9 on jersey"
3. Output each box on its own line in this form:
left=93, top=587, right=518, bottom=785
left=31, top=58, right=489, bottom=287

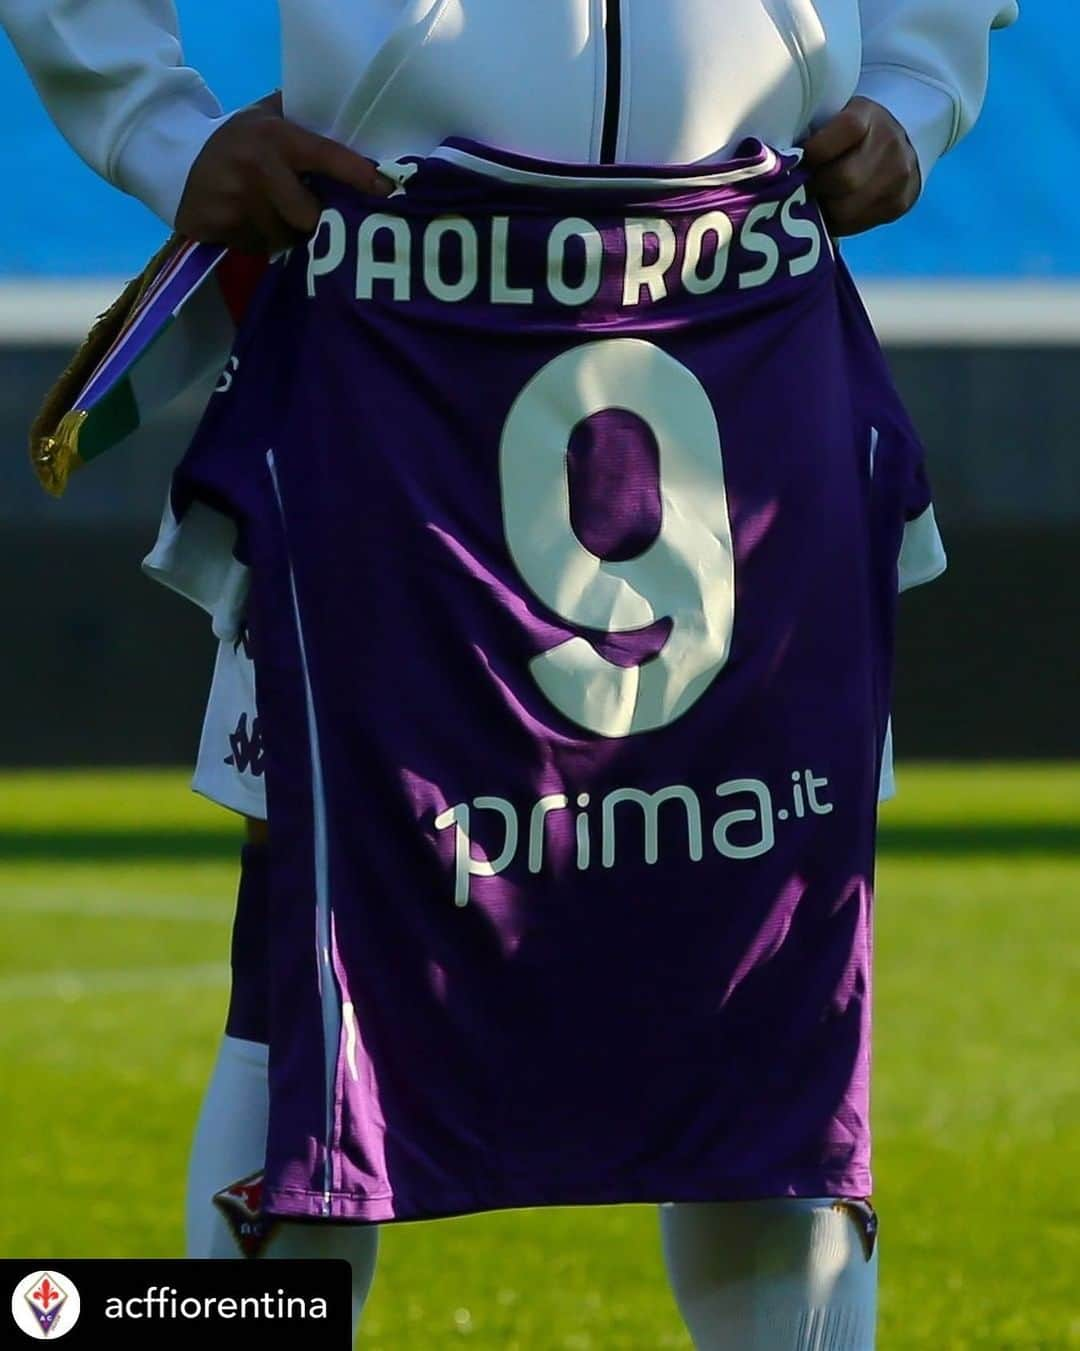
left=500, top=339, right=735, bottom=739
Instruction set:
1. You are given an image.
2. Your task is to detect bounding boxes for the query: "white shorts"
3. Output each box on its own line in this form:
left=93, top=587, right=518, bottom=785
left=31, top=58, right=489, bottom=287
left=193, top=630, right=267, bottom=821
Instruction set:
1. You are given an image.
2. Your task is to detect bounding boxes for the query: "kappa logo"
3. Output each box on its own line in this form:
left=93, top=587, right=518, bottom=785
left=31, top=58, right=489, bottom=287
left=224, top=713, right=265, bottom=777
left=232, top=624, right=254, bottom=661
left=10, top=1271, right=80, bottom=1340
left=214, top=354, right=240, bottom=395
left=212, top=1172, right=278, bottom=1258
left=373, top=156, right=421, bottom=196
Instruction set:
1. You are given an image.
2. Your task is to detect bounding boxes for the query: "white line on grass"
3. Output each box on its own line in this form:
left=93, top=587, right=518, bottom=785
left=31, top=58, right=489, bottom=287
left=0, top=963, right=228, bottom=1001
left=3, top=894, right=229, bottom=924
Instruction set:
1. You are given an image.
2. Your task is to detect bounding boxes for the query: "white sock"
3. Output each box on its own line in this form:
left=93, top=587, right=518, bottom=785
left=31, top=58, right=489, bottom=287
left=660, top=1198, right=879, bottom=1350
left=185, top=1034, right=378, bottom=1329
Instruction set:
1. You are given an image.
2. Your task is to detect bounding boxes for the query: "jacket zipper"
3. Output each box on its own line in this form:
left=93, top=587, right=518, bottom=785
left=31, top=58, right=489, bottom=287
left=600, top=0, right=622, bottom=163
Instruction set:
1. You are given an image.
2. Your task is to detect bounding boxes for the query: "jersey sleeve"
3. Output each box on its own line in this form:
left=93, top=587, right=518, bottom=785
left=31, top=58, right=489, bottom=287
left=142, top=488, right=253, bottom=642
left=143, top=254, right=289, bottom=641
left=855, top=0, right=1019, bottom=190
left=0, top=0, right=229, bottom=225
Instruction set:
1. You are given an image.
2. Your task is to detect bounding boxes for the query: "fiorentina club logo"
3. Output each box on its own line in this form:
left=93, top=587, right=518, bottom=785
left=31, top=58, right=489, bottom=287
left=213, top=1171, right=277, bottom=1258
left=10, top=1271, right=80, bottom=1340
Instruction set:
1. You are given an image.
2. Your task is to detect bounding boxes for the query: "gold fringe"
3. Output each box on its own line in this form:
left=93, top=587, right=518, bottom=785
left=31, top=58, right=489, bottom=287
left=29, top=232, right=184, bottom=497
left=33, top=410, right=87, bottom=498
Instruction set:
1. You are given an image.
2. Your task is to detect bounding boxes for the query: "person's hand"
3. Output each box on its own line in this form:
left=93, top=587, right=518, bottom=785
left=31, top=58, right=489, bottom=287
left=801, top=97, right=921, bottom=237
left=176, top=92, right=393, bottom=252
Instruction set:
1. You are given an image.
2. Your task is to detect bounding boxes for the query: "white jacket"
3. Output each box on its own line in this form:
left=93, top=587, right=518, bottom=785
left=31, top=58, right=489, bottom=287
left=1, top=1, right=1017, bottom=229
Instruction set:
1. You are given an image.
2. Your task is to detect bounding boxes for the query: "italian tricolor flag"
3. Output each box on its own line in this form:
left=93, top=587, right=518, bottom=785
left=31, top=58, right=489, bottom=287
left=31, top=236, right=269, bottom=496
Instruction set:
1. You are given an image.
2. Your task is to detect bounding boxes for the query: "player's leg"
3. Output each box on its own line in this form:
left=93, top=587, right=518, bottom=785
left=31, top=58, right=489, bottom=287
left=185, top=631, right=276, bottom=1261
left=185, top=639, right=379, bottom=1321
left=185, top=825, right=272, bottom=1262
left=660, top=1198, right=878, bottom=1350
left=184, top=846, right=380, bottom=1324
left=184, top=1030, right=272, bottom=1261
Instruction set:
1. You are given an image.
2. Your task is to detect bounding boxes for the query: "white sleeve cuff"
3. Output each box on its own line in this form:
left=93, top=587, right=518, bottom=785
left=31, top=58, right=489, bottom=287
left=142, top=496, right=250, bottom=641
left=111, top=94, right=232, bottom=228
left=855, top=65, right=959, bottom=194
left=899, top=504, right=948, bottom=593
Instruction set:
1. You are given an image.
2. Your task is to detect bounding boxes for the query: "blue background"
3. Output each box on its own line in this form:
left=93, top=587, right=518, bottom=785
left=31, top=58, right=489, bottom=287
left=0, top=3, right=1073, bottom=278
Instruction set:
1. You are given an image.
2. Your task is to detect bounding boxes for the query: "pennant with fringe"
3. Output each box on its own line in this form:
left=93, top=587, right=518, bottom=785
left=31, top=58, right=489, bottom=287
left=30, top=236, right=268, bottom=497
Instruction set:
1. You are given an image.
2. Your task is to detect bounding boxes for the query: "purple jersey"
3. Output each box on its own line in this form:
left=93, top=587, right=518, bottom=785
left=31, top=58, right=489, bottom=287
left=156, top=139, right=939, bottom=1223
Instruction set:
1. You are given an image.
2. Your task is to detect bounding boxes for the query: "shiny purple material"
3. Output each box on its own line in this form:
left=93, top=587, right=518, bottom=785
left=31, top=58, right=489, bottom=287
left=171, top=140, right=932, bottom=1223
left=225, top=841, right=270, bottom=1044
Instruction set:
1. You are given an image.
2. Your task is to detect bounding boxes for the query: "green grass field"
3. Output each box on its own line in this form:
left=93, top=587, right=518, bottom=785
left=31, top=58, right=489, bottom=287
left=1, top=767, right=1077, bottom=1349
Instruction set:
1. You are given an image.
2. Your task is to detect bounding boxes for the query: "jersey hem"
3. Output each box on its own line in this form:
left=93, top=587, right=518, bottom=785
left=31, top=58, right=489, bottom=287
left=264, top=1168, right=874, bottom=1224
left=192, top=776, right=268, bottom=821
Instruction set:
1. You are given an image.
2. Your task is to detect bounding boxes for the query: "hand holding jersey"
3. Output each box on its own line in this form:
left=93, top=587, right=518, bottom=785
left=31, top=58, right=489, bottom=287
left=803, top=97, right=922, bottom=236
left=176, top=93, right=395, bottom=253
left=176, top=92, right=923, bottom=252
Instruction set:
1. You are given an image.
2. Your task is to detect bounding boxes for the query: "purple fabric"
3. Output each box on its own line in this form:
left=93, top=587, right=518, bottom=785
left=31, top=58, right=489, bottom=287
left=225, top=841, right=270, bottom=1044
left=567, top=410, right=662, bottom=560
left=170, top=139, right=930, bottom=1223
